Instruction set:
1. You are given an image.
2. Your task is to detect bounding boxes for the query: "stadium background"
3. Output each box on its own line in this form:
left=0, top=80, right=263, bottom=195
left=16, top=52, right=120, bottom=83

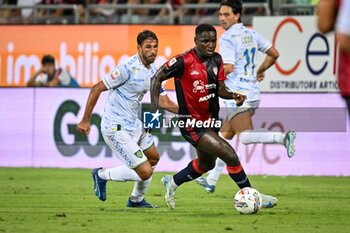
left=1, top=15, right=349, bottom=176
left=1, top=2, right=350, bottom=233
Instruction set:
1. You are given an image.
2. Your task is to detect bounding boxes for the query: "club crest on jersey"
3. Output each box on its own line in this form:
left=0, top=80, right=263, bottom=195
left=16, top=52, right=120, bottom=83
left=134, top=150, right=143, bottom=158
left=193, top=80, right=206, bottom=93
left=213, top=67, right=218, bottom=76
left=167, top=57, right=177, bottom=67
left=110, top=69, right=120, bottom=79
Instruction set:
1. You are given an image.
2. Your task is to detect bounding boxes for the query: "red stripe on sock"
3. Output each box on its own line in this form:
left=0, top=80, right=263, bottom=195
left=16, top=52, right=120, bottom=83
left=192, top=158, right=205, bottom=174
left=226, top=163, right=243, bottom=174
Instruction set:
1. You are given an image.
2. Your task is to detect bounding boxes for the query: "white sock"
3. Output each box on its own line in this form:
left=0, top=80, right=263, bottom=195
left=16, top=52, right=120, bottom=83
left=130, top=165, right=156, bottom=202
left=170, top=176, right=178, bottom=189
left=130, top=177, right=152, bottom=202
left=98, top=165, right=141, bottom=182
left=207, top=158, right=226, bottom=186
left=239, top=129, right=285, bottom=145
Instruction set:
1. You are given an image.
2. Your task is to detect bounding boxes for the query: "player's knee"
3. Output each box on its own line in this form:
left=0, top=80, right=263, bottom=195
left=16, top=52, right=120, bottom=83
left=135, top=164, right=154, bottom=180
left=144, top=148, right=160, bottom=166
left=148, top=155, right=160, bottom=166
left=138, top=169, right=153, bottom=180
left=220, top=147, right=240, bottom=166
left=219, top=131, right=234, bottom=140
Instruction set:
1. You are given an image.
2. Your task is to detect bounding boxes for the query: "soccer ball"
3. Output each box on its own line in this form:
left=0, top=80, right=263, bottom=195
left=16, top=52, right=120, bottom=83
left=234, top=187, right=262, bottom=214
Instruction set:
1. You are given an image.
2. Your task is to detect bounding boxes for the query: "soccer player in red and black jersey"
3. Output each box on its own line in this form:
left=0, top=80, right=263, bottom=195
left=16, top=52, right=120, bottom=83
left=151, top=24, right=255, bottom=209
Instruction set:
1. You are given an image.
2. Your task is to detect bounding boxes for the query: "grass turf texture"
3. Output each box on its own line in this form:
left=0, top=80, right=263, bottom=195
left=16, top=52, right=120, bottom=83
left=0, top=168, right=349, bottom=233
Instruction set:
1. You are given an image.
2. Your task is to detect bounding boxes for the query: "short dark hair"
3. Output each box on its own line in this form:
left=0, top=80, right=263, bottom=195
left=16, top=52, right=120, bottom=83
left=41, top=55, right=55, bottom=65
left=220, top=0, right=243, bottom=16
left=195, top=24, right=217, bottom=37
left=137, top=30, right=158, bottom=46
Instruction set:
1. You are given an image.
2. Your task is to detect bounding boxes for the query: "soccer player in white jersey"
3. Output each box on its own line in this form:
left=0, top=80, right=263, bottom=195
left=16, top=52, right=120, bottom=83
left=196, top=0, right=296, bottom=207
left=76, top=30, right=178, bottom=208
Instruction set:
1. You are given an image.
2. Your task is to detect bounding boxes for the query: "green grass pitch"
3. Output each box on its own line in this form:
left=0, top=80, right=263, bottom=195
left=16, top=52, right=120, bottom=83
left=0, top=168, right=349, bottom=233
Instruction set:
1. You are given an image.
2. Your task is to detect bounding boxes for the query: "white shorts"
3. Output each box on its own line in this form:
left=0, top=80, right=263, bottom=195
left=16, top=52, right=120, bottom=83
left=224, top=99, right=260, bottom=121
left=102, top=126, right=154, bottom=169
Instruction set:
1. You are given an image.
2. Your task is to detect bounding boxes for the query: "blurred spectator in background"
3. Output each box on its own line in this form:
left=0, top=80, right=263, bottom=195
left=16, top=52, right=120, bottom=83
left=17, top=0, right=41, bottom=23
left=152, top=0, right=185, bottom=24
left=136, top=0, right=167, bottom=23
left=283, top=0, right=314, bottom=15
left=27, top=55, right=80, bottom=87
left=124, top=0, right=146, bottom=17
left=168, top=0, right=185, bottom=23
left=195, top=0, right=221, bottom=24
left=38, top=0, right=64, bottom=23
left=138, top=0, right=175, bottom=24
left=244, top=0, right=268, bottom=15
left=0, top=0, right=19, bottom=24
left=317, top=0, right=350, bottom=118
left=194, top=0, right=270, bottom=25
left=38, top=0, right=86, bottom=24
left=87, top=0, right=120, bottom=23
left=146, top=0, right=167, bottom=16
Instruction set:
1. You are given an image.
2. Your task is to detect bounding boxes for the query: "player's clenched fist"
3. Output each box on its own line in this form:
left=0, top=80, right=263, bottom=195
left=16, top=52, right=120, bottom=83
left=232, top=92, right=246, bottom=106
left=76, top=121, right=91, bottom=135
left=257, top=72, right=265, bottom=82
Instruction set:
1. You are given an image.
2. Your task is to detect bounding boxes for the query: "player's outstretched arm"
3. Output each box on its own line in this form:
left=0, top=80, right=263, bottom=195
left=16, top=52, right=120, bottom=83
left=76, top=81, right=107, bottom=135
left=159, top=94, right=179, bottom=114
left=317, top=0, right=337, bottom=34
left=256, top=46, right=279, bottom=82
left=151, top=65, right=171, bottom=112
left=217, top=81, right=246, bottom=106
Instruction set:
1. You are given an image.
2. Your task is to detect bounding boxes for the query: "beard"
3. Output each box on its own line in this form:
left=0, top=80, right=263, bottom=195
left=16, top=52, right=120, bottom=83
left=142, top=54, right=156, bottom=65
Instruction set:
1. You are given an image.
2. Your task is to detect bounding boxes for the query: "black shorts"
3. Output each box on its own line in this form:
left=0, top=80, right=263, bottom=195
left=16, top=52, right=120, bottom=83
left=180, top=126, right=220, bottom=147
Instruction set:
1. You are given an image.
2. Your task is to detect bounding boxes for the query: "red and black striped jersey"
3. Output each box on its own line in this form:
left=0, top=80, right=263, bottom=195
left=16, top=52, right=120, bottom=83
left=163, top=48, right=226, bottom=121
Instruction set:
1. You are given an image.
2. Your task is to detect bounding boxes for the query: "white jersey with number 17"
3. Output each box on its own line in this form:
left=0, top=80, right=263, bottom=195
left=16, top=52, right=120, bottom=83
left=219, top=23, right=272, bottom=101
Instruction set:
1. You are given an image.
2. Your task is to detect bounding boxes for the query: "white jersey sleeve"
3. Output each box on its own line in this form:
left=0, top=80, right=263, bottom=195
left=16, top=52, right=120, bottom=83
left=102, top=64, right=129, bottom=90
left=256, top=32, right=272, bottom=53
left=336, top=0, right=350, bottom=36
left=219, top=24, right=270, bottom=102
left=219, top=35, right=237, bottom=65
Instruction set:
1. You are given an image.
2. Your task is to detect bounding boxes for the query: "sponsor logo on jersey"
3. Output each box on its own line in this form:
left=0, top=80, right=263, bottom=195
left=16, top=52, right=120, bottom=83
left=132, top=67, right=140, bottom=72
left=110, top=69, right=120, bottom=80
left=190, top=70, right=199, bottom=75
left=205, top=84, right=216, bottom=89
left=167, top=57, right=177, bottom=67
left=199, top=93, right=215, bottom=102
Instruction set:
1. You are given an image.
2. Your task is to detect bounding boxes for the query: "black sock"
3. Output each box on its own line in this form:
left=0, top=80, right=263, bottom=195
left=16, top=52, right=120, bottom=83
left=173, top=158, right=203, bottom=186
left=227, top=164, right=251, bottom=189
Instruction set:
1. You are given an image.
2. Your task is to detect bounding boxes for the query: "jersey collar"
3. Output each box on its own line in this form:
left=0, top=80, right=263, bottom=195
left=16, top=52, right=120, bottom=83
left=229, top=23, right=244, bottom=31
